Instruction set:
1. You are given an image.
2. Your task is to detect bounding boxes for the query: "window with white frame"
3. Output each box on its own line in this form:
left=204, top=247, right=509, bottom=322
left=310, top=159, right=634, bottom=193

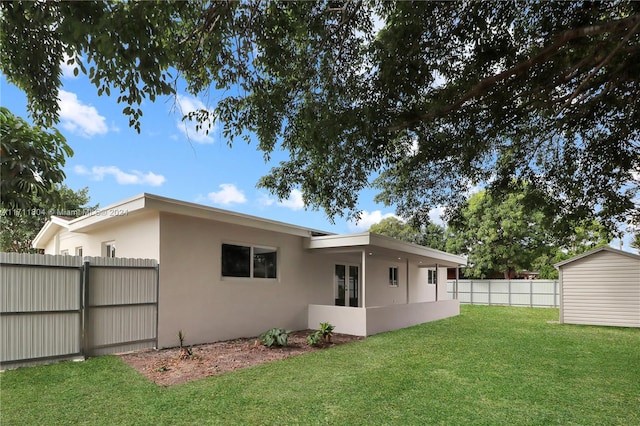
left=427, top=268, right=437, bottom=285
left=75, top=246, right=83, bottom=256
left=389, top=266, right=399, bottom=287
left=103, top=241, right=116, bottom=258
left=222, top=243, right=277, bottom=279
left=60, top=249, right=69, bottom=256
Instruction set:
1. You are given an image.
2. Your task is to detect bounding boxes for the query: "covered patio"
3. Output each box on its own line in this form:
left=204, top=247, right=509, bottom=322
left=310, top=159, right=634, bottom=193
left=305, top=232, right=467, bottom=336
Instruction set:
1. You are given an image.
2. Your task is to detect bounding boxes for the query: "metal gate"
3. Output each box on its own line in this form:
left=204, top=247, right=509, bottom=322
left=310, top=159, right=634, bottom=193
left=1, top=253, right=158, bottom=369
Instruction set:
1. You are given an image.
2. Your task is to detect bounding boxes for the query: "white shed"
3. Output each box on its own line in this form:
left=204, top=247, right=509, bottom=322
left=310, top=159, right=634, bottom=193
left=555, top=246, right=640, bottom=328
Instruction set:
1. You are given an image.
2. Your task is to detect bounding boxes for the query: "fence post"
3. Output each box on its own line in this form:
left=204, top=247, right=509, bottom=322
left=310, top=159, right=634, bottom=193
left=78, top=263, right=84, bottom=358
left=508, top=280, right=512, bottom=306
left=82, top=260, right=91, bottom=356
left=155, top=263, right=160, bottom=350
left=529, top=279, right=533, bottom=308
left=488, top=280, right=491, bottom=305
left=554, top=280, right=557, bottom=308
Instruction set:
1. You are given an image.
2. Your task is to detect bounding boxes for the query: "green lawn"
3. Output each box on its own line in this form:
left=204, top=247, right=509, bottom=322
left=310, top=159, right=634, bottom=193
left=2, top=305, right=639, bottom=425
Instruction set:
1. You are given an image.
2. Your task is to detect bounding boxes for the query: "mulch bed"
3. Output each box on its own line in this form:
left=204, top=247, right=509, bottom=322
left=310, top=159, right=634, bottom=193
left=118, top=330, right=363, bottom=386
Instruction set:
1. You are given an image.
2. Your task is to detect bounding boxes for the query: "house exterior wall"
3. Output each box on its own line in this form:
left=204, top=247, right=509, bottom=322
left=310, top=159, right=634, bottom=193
left=560, top=250, right=640, bottom=327
left=409, top=266, right=449, bottom=303
left=44, top=212, right=160, bottom=259
left=410, top=266, right=437, bottom=303
left=363, top=258, right=408, bottom=306
left=157, top=212, right=332, bottom=347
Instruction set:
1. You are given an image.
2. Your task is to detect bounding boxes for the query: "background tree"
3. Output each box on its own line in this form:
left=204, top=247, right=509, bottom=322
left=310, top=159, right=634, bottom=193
left=0, top=107, right=73, bottom=209
left=448, top=187, right=613, bottom=279
left=446, top=188, right=550, bottom=279
left=2, top=1, right=638, bottom=232
left=369, top=216, right=447, bottom=251
left=531, top=219, right=613, bottom=279
left=0, top=185, right=95, bottom=253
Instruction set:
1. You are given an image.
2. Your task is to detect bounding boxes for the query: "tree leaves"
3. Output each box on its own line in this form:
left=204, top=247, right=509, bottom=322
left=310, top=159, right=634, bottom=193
left=1, top=1, right=638, bottom=233
left=0, top=107, right=73, bottom=209
left=0, top=186, right=95, bottom=253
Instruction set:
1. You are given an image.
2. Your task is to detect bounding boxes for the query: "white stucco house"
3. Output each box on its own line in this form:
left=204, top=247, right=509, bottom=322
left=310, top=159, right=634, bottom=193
left=33, top=193, right=466, bottom=347
left=555, top=246, right=640, bottom=328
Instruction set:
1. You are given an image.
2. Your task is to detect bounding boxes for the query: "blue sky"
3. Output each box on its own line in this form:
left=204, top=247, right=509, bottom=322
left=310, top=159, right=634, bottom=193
left=1, top=69, right=407, bottom=235
left=1, top=67, right=635, bottom=252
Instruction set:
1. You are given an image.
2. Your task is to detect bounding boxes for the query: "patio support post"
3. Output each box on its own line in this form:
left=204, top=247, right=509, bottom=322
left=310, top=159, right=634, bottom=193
left=455, top=265, right=460, bottom=299
left=361, top=250, right=366, bottom=308
left=406, top=258, right=410, bottom=304
left=435, top=264, right=439, bottom=301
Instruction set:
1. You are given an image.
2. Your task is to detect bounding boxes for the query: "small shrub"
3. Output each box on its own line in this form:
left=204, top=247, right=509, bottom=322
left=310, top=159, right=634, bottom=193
left=319, top=322, right=335, bottom=343
left=307, top=322, right=336, bottom=346
left=260, top=328, right=291, bottom=348
left=306, top=330, right=323, bottom=346
left=177, top=330, right=193, bottom=359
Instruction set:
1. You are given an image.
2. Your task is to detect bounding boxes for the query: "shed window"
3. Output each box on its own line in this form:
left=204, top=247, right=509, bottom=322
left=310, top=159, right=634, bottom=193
left=222, top=244, right=277, bottom=279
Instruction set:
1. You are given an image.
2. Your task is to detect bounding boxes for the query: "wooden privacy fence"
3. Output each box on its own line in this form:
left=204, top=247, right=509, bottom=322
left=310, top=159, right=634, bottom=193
left=1, top=253, right=158, bottom=369
left=447, top=279, right=559, bottom=308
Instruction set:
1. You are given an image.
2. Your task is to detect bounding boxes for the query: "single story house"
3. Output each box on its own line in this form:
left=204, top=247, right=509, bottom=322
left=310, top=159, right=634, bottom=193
left=555, top=246, right=640, bottom=328
left=33, top=193, right=467, bottom=347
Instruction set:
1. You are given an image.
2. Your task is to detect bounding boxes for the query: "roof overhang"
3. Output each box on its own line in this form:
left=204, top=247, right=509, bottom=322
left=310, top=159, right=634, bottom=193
left=47, top=193, right=331, bottom=238
left=32, top=216, right=72, bottom=249
left=305, top=232, right=467, bottom=267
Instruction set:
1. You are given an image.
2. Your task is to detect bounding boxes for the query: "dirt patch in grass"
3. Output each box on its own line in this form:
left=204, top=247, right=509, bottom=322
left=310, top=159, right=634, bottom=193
left=118, top=330, right=362, bottom=386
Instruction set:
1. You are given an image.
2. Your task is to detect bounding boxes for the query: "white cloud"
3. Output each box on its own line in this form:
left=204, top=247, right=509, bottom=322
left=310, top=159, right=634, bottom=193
left=257, top=189, right=306, bottom=211
left=75, top=165, right=165, bottom=186
left=257, top=192, right=276, bottom=207
left=428, top=206, right=446, bottom=226
left=278, top=189, right=305, bottom=211
left=175, top=94, right=217, bottom=144
left=348, top=210, right=398, bottom=232
left=347, top=206, right=445, bottom=232
left=58, top=90, right=108, bottom=138
left=207, top=184, right=247, bottom=205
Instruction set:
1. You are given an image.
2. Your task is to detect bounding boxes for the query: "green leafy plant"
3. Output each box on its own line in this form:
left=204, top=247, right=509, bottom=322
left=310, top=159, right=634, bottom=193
left=319, top=322, right=335, bottom=343
left=306, top=330, right=322, bottom=347
left=307, top=322, right=336, bottom=346
left=259, top=328, right=291, bottom=348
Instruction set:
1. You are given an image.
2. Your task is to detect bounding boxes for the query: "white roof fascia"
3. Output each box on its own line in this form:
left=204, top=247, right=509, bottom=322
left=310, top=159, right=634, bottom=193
left=306, top=232, right=467, bottom=267
left=554, top=246, right=640, bottom=269
left=67, top=193, right=147, bottom=232
left=32, top=216, right=72, bottom=249
left=142, top=193, right=329, bottom=237
left=67, top=193, right=331, bottom=237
